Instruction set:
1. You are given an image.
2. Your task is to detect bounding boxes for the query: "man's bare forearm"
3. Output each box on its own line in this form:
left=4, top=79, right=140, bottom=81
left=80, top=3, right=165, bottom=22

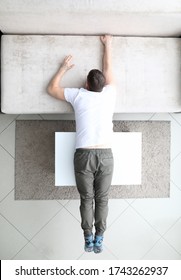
left=103, top=43, right=112, bottom=75
left=47, top=55, right=74, bottom=100
left=47, top=67, right=66, bottom=95
left=100, top=35, right=114, bottom=85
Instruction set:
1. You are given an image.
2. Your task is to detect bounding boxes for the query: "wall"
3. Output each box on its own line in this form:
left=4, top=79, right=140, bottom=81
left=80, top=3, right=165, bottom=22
left=0, top=0, right=181, bottom=36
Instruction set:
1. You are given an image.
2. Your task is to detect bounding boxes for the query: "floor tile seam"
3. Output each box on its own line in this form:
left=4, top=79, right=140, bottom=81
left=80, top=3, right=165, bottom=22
left=63, top=204, right=81, bottom=224
left=0, top=187, right=14, bottom=204
left=129, top=204, right=163, bottom=237
left=2, top=206, right=65, bottom=249
left=0, top=212, right=30, bottom=242
left=125, top=198, right=137, bottom=205
left=171, top=151, right=181, bottom=163
left=140, top=236, right=163, bottom=260
left=148, top=113, right=172, bottom=122
left=170, top=113, right=181, bottom=127
left=27, top=241, right=54, bottom=260
left=28, top=206, right=65, bottom=243
left=11, top=240, right=49, bottom=260
left=162, top=216, right=181, bottom=239
left=106, top=204, right=132, bottom=230
left=11, top=240, right=32, bottom=260
left=170, top=179, right=181, bottom=192
left=56, top=200, right=70, bottom=207
left=103, top=244, right=120, bottom=259
left=0, top=114, right=20, bottom=136
left=148, top=113, right=156, bottom=121
left=133, top=203, right=181, bottom=241
left=0, top=188, right=64, bottom=208
left=0, top=143, right=15, bottom=159
left=0, top=192, right=80, bottom=241
left=76, top=251, right=85, bottom=260
left=28, top=240, right=50, bottom=260
left=148, top=113, right=156, bottom=120
left=162, top=235, right=181, bottom=257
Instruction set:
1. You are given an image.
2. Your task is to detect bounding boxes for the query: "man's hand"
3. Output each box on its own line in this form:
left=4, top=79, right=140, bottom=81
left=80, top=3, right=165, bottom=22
left=100, top=35, right=112, bottom=47
left=47, top=55, right=74, bottom=101
left=60, top=55, right=74, bottom=72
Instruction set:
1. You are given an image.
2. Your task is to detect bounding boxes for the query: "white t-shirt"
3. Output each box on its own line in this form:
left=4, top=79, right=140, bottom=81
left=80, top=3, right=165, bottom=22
left=64, top=85, right=116, bottom=149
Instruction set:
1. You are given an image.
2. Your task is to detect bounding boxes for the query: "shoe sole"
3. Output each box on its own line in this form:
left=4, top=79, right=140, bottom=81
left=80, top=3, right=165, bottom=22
left=84, top=246, right=94, bottom=252
left=94, top=246, right=103, bottom=254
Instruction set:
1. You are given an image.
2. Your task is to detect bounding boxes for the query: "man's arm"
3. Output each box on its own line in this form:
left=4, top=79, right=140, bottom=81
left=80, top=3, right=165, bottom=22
left=100, top=35, right=114, bottom=85
left=47, top=55, right=74, bottom=100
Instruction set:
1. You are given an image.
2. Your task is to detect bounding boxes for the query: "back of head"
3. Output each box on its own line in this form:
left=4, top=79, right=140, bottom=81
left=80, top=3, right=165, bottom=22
left=87, top=69, right=106, bottom=92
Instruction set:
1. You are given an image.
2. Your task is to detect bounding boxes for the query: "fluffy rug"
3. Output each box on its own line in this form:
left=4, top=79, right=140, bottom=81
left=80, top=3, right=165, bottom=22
left=15, top=120, right=170, bottom=200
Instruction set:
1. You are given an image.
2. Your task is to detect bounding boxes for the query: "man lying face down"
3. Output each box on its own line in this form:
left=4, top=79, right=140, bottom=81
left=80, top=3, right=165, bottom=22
left=47, top=35, right=116, bottom=254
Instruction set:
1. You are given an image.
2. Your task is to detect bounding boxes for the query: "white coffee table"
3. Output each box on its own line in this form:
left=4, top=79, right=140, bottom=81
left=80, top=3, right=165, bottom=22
left=55, top=132, right=142, bottom=186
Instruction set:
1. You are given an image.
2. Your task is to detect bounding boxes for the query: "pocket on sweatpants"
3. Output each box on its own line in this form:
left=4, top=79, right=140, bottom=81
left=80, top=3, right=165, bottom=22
left=100, top=156, right=114, bottom=177
left=102, top=157, right=114, bottom=167
left=74, top=152, right=89, bottom=172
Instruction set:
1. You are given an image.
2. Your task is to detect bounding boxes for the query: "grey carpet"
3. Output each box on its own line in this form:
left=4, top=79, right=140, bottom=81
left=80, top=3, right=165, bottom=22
left=15, top=120, right=170, bottom=200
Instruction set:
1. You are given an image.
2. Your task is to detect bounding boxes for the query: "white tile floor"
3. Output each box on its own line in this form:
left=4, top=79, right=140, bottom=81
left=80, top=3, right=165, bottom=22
left=0, top=113, right=181, bottom=260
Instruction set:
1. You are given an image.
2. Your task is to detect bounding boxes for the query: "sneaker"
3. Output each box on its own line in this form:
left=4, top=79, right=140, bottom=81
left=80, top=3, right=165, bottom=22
left=94, top=235, right=103, bottom=254
left=84, top=234, right=94, bottom=252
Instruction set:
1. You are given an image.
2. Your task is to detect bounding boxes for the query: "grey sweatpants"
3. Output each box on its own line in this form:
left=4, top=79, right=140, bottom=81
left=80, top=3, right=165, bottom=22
left=74, top=148, right=114, bottom=236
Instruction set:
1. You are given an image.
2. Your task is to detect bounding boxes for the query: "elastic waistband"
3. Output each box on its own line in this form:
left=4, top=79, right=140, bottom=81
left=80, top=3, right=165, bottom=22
left=76, top=148, right=112, bottom=153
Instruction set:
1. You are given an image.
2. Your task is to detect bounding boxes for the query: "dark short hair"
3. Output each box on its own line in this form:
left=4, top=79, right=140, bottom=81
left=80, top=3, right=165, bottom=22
left=87, top=69, right=106, bottom=92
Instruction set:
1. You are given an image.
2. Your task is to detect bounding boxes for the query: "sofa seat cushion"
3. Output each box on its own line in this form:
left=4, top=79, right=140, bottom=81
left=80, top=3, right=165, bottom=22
left=1, top=35, right=181, bottom=113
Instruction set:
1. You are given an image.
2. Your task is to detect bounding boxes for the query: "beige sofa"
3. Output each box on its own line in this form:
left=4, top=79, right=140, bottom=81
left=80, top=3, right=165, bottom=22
left=1, top=1, right=181, bottom=113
